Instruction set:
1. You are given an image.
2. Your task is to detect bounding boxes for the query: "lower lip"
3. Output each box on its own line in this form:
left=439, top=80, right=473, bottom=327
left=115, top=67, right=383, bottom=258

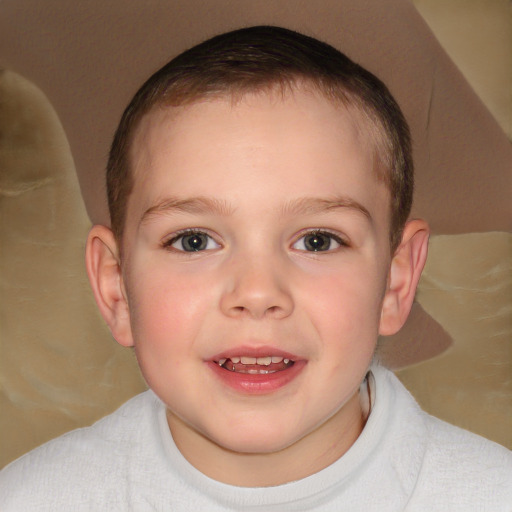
left=206, top=360, right=306, bottom=394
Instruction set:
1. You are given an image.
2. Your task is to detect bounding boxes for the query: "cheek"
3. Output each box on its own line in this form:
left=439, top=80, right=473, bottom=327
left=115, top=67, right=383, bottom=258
left=126, top=271, right=213, bottom=396
left=126, top=265, right=215, bottom=350
left=301, top=262, right=386, bottom=345
left=312, top=256, right=383, bottom=301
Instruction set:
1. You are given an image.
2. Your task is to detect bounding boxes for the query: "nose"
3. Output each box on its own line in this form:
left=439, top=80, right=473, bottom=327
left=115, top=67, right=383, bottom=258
left=220, top=254, right=294, bottom=320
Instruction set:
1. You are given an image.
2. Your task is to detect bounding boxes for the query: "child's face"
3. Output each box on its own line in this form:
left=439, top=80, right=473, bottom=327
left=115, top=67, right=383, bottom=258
left=120, top=89, right=395, bottom=473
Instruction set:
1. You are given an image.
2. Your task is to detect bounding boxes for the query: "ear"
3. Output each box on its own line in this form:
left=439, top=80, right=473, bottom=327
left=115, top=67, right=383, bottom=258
left=379, top=219, right=430, bottom=336
left=85, top=225, right=134, bottom=347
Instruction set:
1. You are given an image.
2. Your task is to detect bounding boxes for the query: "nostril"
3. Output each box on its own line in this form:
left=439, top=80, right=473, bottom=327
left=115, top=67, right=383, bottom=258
left=229, top=304, right=285, bottom=318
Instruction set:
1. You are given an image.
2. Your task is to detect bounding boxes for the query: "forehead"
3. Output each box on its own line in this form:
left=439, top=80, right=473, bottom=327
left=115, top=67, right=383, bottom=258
left=127, top=88, right=388, bottom=223
left=132, top=87, right=378, bottom=170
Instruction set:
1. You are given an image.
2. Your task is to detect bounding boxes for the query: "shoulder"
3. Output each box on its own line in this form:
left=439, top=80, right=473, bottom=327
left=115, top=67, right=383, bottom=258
left=0, top=391, right=161, bottom=510
left=374, top=366, right=512, bottom=510
left=413, top=413, right=512, bottom=508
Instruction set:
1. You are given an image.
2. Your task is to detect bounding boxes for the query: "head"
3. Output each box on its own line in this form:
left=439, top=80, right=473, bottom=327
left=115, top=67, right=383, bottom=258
left=86, top=26, right=428, bottom=486
left=107, top=25, right=413, bottom=253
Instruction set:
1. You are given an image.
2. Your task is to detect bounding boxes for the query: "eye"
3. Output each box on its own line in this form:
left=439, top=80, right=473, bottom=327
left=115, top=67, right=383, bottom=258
left=293, top=231, right=346, bottom=252
left=164, top=231, right=220, bottom=252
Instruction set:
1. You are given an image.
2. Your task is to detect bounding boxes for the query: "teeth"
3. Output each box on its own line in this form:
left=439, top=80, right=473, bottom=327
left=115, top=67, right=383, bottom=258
left=217, top=355, right=293, bottom=367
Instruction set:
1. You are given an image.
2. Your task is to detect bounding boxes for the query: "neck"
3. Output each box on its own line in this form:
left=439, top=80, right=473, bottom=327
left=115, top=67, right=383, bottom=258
left=167, top=390, right=367, bottom=487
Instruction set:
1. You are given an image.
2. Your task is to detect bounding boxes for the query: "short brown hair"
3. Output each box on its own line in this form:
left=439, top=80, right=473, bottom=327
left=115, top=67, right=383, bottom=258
left=107, top=25, right=413, bottom=251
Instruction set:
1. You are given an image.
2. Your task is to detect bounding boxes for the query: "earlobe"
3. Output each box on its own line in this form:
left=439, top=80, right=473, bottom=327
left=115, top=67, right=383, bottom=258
left=379, top=219, right=430, bottom=336
left=85, top=225, right=134, bottom=347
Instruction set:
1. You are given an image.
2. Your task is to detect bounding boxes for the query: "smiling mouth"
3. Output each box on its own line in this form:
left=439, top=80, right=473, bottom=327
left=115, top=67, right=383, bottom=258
left=215, top=356, right=294, bottom=374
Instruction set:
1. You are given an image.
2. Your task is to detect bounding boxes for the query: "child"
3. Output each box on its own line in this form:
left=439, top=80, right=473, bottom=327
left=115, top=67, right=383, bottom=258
left=1, top=25, right=510, bottom=510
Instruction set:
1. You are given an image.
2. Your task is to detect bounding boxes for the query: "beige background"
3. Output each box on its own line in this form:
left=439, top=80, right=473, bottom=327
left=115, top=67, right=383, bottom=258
left=1, top=0, right=511, bottom=468
left=396, top=0, right=511, bottom=449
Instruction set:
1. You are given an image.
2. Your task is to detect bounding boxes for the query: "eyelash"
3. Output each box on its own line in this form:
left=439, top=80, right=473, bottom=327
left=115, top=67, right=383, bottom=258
left=161, top=229, right=220, bottom=253
left=292, top=229, right=349, bottom=253
left=161, top=228, right=349, bottom=254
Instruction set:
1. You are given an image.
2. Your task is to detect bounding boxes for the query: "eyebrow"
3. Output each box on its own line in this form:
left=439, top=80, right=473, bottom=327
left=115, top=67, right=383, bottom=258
left=140, top=196, right=235, bottom=224
left=140, top=194, right=372, bottom=225
left=280, top=196, right=372, bottom=220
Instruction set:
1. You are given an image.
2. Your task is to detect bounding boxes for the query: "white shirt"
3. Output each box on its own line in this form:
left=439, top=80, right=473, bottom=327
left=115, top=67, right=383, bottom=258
left=1, top=365, right=511, bottom=511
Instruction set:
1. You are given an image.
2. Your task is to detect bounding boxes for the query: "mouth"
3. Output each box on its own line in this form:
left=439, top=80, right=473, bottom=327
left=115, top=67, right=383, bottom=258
left=215, top=355, right=294, bottom=374
left=208, top=350, right=305, bottom=394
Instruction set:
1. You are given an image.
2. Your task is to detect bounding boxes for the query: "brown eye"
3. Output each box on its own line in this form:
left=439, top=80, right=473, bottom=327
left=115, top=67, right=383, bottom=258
left=304, top=233, right=331, bottom=251
left=293, top=231, right=344, bottom=252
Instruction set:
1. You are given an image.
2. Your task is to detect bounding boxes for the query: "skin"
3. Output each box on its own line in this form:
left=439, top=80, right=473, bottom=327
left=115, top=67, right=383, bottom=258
left=86, top=87, right=429, bottom=487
